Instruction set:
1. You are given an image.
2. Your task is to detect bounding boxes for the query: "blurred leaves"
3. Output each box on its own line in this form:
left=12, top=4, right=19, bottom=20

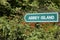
left=0, top=0, right=60, bottom=40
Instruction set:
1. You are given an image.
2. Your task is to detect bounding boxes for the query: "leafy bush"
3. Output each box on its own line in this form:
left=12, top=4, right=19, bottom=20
left=0, top=0, right=60, bottom=40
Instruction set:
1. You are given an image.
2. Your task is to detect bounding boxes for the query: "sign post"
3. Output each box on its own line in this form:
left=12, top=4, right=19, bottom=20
left=24, top=12, right=58, bottom=22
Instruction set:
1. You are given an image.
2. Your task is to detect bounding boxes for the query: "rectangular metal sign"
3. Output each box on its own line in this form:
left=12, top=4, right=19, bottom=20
left=24, top=12, right=58, bottom=22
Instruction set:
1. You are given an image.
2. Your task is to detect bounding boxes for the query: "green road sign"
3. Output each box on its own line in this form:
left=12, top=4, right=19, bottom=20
left=24, top=12, right=58, bottom=22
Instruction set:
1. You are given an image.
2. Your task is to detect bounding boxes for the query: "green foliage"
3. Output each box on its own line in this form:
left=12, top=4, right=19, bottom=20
left=0, top=0, right=60, bottom=40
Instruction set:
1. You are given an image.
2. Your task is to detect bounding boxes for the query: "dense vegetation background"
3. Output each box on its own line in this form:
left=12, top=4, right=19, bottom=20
left=0, top=0, right=60, bottom=40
